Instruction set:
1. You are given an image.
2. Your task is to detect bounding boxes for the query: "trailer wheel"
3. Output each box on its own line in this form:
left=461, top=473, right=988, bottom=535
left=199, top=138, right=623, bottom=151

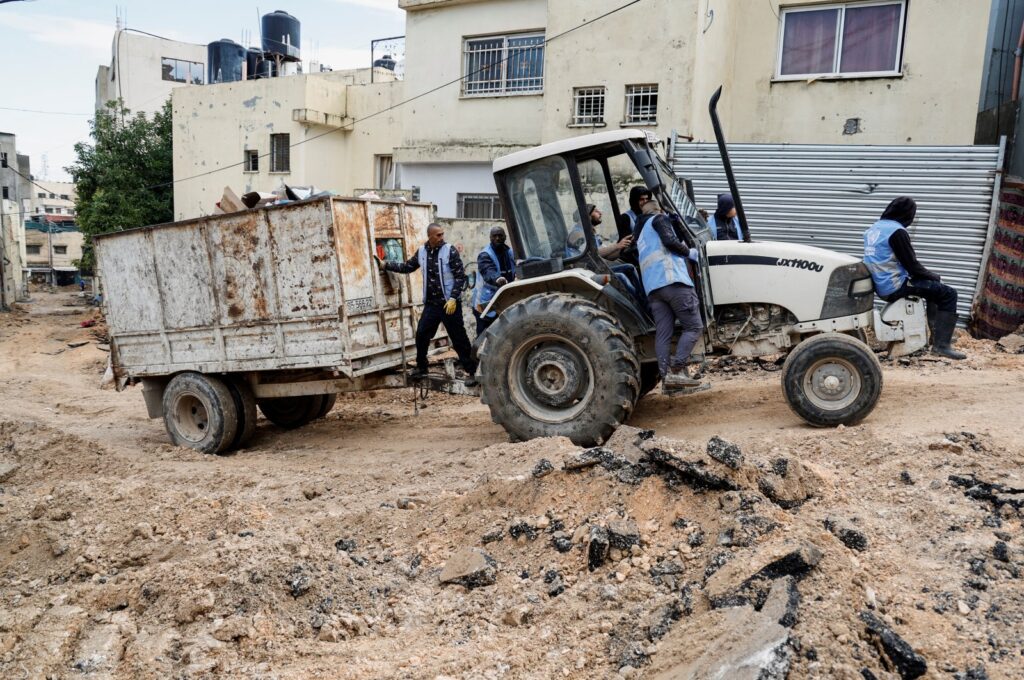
left=638, top=363, right=662, bottom=398
left=257, top=395, right=324, bottom=429
left=162, top=372, right=240, bottom=455
left=316, top=394, right=338, bottom=419
left=227, top=379, right=258, bottom=449
left=478, top=294, right=640, bottom=446
left=781, top=333, right=883, bottom=427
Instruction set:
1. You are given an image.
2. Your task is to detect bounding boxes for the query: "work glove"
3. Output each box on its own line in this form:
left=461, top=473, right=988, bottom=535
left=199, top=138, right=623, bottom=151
left=495, top=277, right=507, bottom=287
left=374, top=255, right=385, bottom=272
left=444, top=298, right=457, bottom=315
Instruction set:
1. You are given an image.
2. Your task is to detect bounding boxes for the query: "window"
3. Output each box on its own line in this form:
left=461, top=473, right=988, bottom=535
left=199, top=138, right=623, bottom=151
left=1, top=186, right=7, bottom=199
left=59, top=194, right=69, bottom=200
left=572, top=87, right=606, bottom=126
left=26, top=245, right=41, bottom=255
left=457, top=193, right=503, bottom=220
left=270, top=134, right=290, bottom=173
left=37, top=192, right=45, bottom=199
left=374, top=155, right=394, bottom=189
left=54, top=245, right=67, bottom=255
left=0, top=151, right=7, bottom=168
left=45, top=207, right=54, bottom=214
left=624, top=84, right=659, bottom=125
left=48, top=193, right=55, bottom=199
left=777, top=1, right=906, bottom=79
left=161, top=57, right=204, bottom=84
left=463, top=32, right=544, bottom=96
left=505, top=156, right=584, bottom=260
left=244, top=149, right=259, bottom=173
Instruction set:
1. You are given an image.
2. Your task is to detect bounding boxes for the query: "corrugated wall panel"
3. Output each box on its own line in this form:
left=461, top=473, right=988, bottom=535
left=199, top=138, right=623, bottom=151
left=672, top=143, right=1002, bottom=319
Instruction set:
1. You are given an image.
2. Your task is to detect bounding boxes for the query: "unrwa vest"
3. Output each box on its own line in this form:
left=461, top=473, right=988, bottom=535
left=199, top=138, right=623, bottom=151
left=417, top=243, right=455, bottom=300
left=707, top=215, right=743, bottom=241
left=637, top=215, right=694, bottom=294
left=474, top=244, right=515, bottom=316
left=863, top=219, right=909, bottom=297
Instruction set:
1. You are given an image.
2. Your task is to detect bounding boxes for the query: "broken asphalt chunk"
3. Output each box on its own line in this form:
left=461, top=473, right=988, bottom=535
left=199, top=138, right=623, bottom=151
left=439, top=547, right=497, bottom=589
left=824, top=516, right=869, bottom=552
left=531, top=458, right=554, bottom=478
left=587, top=525, right=610, bottom=571
left=859, top=610, right=927, bottom=679
left=706, top=436, right=744, bottom=469
left=607, top=518, right=641, bottom=551
left=705, top=540, right=822, bottom=609
left=760, top=575, right=800, bottom=628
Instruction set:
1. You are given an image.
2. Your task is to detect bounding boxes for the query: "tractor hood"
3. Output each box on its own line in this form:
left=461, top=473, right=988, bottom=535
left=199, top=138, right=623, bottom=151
left=705, top=240, right=873, bottom=322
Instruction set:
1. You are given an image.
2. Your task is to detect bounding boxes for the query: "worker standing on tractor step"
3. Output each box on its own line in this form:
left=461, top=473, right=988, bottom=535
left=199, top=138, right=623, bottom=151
left=636, top=199, right=704, bottom=389
left=378, top=223, right=479, bottom=382
left=474, top=226, right=516, bottom=335
left=707, top=193, right=744, bottom=241
left=863, top=196, right=965, bottom=360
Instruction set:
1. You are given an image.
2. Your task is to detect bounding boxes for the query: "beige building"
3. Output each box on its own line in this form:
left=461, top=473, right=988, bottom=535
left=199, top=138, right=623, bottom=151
left=29, top=181, right=77, bottom=219
left=1, top=198, right=26, bottom=306
left=172, top=68, right=402, bottom=220
left=23, top=222, right=85, bottom=285
left=96, top=29, right=207, bottom=115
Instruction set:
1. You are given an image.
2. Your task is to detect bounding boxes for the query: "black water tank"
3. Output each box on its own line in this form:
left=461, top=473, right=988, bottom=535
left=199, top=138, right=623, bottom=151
left=261, top=10, right=300, bottom=61
left=245, top=48, right=262, bottom=80
left=208, top=39, right=246, bottom=84
left=254, top=58, right=278, bottom=79
left=373, top=54, right=396, bottom=71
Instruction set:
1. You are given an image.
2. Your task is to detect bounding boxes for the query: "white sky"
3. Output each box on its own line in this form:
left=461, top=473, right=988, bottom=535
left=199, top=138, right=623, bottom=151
left=0, top=0, right=405, bottom=182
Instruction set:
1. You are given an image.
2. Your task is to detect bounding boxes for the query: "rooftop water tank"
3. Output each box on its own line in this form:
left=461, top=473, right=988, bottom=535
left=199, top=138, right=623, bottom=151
left=245, top=48, right=262, bottom=80
left=261, top=10, right=300, bottom=61
left=373, top=54, right=396, bottom=71
left=208, top=39, right=246, bottom=84
left=254, top=58, right=278, bottom=79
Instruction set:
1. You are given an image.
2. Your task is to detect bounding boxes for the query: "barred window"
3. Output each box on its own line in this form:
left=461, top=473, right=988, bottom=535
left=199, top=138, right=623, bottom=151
left=572, top=87, right=605, bottom=126
left=244, top=149, right=259, bottom=172
left=270, top=134, right=290, bottom=173
left=457, top=193, right=503, bottom=220
left=463, top=33, right=544, bottom=96
left=624, top=84, right=659, bottom=125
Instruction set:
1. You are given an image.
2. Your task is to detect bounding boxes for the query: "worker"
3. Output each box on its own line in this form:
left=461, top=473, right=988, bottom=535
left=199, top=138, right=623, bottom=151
left=474, top=226, right=516, bottom=335
left=565, top=204, right=632, bottom=259
left=616, top=186, right=651, bottom=235
left=863, top=196, right=965, bottom=360
left=635, top=198, right=704, bottom=389
left=707, top=193, right=744, bottom=241
left=378, top=223, right=479, bottom=382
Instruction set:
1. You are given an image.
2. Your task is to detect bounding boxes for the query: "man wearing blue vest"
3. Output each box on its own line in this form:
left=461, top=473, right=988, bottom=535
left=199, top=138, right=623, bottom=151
left=616, top=186, right=651, bottom=237
left=863, top=196, right=965, bottom=360
left=379, top=223, right=478, bottom=381
left=707, top=193, right=744, bottom=241
left=473, top=226, right=516, bottom=335
left=636, top=198, right=704, bottom=389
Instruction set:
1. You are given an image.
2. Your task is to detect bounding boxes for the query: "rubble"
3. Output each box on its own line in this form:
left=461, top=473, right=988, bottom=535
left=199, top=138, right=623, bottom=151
left=760, top=576, right=800, bottom=628
left=0, top=461, right=18, bottom=483
left=859, top=610, right=928, bottom=679
left=705, top=540, right=823, bottom=609
left=531, top=458, right=554, bottom=478
left=587, top=525, right=611, bottom=571
left=706, top=435, right=744, bottom=469
left=439, top=548, right=497, bottom=589
left=824, top=516, right=869, bottom=552
left=607, top=518, right=641, bottom=550
left=758, top=457, right=823, bottom=508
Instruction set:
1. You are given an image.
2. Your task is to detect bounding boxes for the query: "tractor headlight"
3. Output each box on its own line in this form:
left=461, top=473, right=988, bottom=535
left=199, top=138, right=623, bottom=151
left=850, top=277, right=874, bottom=295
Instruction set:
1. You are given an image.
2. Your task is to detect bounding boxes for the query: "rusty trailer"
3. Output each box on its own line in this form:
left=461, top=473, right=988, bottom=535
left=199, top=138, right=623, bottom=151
left=94, top=196, right=449, bottom=454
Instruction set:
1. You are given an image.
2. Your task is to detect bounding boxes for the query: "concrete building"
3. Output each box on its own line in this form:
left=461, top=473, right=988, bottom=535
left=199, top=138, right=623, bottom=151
left=0, top=132, right=32, bottom=307
left=172, top=68, right=402, bottom=220
left=23, top=221, right=85, bottom=286
left=29, top=181, right=77, bottom=220
left=394, top=0, right=995, bottom=217
left=96, top=28, right=207, bottom=115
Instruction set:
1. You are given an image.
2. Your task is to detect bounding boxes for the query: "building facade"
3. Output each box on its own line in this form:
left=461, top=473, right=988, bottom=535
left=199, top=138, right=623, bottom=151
left=29, top=181, right=77, bottom=220
left=96, top=29, right=207, bottom=115
left=23, top=221, right=85, bottom=286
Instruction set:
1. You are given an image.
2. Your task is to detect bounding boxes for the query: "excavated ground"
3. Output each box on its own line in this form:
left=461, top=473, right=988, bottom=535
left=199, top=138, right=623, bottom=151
left=1, top=291, right=1023, bottom=680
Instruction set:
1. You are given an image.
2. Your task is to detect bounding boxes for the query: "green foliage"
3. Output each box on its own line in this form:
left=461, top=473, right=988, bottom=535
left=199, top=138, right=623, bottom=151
left=67, top=99, right=173, bottom=270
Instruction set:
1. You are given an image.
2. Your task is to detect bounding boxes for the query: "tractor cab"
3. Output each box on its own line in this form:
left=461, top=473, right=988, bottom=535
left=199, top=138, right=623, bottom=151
left=492, top=130, right=712, bottom=308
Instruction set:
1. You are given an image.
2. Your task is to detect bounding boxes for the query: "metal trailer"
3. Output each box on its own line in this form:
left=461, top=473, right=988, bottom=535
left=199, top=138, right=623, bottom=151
left=94, top=196, right=450, bottom=454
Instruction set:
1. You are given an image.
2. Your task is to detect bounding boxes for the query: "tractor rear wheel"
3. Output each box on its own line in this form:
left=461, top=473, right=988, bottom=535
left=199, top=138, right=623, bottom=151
left=478, top=294, right=640, bottom=446
left=781, top=332, right=883, bottom=427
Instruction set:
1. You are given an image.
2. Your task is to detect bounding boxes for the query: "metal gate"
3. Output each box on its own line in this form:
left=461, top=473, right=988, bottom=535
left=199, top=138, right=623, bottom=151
left=671, top=141, right=1004, bottom=319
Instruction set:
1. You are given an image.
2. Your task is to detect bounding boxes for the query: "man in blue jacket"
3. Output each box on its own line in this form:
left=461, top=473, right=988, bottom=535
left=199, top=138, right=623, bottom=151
left=707, top=193, right=744, bottom=241
left=473, top=226, right=516, bottom=335
left=863, top=196, right=965, bottom=360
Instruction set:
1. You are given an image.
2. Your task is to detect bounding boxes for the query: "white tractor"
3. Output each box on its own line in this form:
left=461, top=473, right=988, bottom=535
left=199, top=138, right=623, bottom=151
left=473, top=88, right=927, bottom=445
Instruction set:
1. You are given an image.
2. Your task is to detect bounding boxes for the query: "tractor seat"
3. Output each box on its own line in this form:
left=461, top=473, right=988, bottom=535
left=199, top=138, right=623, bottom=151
left=879, top=295, right=923, bottom=326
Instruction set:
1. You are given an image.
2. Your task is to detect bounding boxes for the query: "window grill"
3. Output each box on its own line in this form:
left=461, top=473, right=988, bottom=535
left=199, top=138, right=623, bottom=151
left=625, top=84, right=659, bottom=125
left=457, top=193, right=504, bottom=220
left=270, top=134, right=290, bottom=173
left=572, top=87, right=606, bottom=126
left=244, top=149, right=259, bottom=173
left=463, top=33, right=544, bottom=96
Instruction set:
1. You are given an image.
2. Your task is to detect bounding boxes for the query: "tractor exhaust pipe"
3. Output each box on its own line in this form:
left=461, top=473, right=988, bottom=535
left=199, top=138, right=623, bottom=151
left=709, top=86, right=751, bottom=243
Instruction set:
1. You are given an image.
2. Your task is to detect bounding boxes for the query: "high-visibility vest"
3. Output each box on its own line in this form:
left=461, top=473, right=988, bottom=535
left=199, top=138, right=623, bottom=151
left=417, top=243, right=455, bottom=300
left=637, top=215, right=695, bottom=294
left=863, top=219, right=909, bottom=297
left=473, top=244, right=515, bottom=316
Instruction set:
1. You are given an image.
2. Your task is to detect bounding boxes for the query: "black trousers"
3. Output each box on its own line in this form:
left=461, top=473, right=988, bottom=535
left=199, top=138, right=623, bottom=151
left=886, top=278, right=958, bottom=313
left=473, top=309, right=497, bottom=336
left=417, top=301, right=476, bottom=372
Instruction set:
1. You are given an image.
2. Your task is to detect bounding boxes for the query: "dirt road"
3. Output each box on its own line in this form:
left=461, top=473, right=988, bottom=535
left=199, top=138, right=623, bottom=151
left=1, top=292, right=1022, bottom=679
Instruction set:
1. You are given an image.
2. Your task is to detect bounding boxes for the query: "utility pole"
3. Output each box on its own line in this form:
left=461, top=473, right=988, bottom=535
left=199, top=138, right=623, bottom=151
left=0, top=204, right=7, bottom=310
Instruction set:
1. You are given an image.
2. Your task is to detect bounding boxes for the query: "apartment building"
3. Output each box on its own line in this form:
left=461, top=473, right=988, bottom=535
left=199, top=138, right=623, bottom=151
left=96, top=28, right=207, bottom=115
left=29, top=181, right=77, bottom=220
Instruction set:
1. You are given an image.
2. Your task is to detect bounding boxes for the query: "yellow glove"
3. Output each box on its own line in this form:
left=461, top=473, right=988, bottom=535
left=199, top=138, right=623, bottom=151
left=444, top=298, right=457, bottom=315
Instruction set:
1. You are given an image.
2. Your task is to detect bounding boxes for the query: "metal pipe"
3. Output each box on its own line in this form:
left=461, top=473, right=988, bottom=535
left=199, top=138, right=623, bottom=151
left=708, top=86, right=751, bottom=242
left=1013, top=15, right=1024, bottom=101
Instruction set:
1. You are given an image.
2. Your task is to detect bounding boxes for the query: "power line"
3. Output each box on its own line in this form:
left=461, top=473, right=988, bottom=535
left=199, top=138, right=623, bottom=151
left=0, top=106, right=91, bottom=116
left=147, top=0, right=646, bottom=191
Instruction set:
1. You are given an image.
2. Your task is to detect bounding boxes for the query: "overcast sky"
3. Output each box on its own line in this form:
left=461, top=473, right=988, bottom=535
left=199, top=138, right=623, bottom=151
left=0, top=0, right=405, bottom=182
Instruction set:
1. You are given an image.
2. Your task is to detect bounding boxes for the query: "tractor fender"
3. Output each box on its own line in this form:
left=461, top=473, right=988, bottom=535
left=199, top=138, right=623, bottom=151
left=482, top=270, right=651, bottom=337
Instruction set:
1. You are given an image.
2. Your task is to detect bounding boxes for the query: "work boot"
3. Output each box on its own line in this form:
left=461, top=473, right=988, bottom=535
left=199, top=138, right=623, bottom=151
left=663, top=369, right=701, bottom=389
left=926, top=304, right=938, bottom=347
left=930, top=310, right=966, bottom=360
left=409, top=367, right=428, bottom=379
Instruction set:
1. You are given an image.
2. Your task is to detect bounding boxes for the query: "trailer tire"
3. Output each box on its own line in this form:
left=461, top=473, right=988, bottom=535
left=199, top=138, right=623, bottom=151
left=227, top=379, right=258, bottom=449
left=162, top=372, right=240, bottom=455
left=478, top=294, right=639, bottom=446
left=317, top=394, right=337, bottom=420
left=781, top=332, right=883, bottom=427
left=638, top=363, right=662, bottom=398
left=257, top=395, right=324, bottom=429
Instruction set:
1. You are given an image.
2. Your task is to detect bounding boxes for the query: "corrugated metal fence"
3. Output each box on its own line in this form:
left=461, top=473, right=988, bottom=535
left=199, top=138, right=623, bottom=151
left=672, top=142, right=1004, bottom=319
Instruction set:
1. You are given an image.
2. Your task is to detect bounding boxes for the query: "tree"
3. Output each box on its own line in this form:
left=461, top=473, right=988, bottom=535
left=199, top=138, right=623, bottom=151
left=67, top=99, right=173, bottom=270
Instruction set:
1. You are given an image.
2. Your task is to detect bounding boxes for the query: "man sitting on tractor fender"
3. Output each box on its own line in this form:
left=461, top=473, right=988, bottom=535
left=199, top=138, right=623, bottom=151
left=635, top=199, right=704, bottom=389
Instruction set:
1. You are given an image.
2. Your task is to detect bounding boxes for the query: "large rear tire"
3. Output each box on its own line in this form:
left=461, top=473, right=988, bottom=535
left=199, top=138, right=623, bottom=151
left=258, top=395, right=325, bottom=429
left=781, top=332, right=883, bottom=427
left=478, top=294, right=640, bottom=446
left=162, top=372, right=239, bottom=455
left=227, top=379, right=258, bottom=449
left=317, top=394, right=337, bottom=420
